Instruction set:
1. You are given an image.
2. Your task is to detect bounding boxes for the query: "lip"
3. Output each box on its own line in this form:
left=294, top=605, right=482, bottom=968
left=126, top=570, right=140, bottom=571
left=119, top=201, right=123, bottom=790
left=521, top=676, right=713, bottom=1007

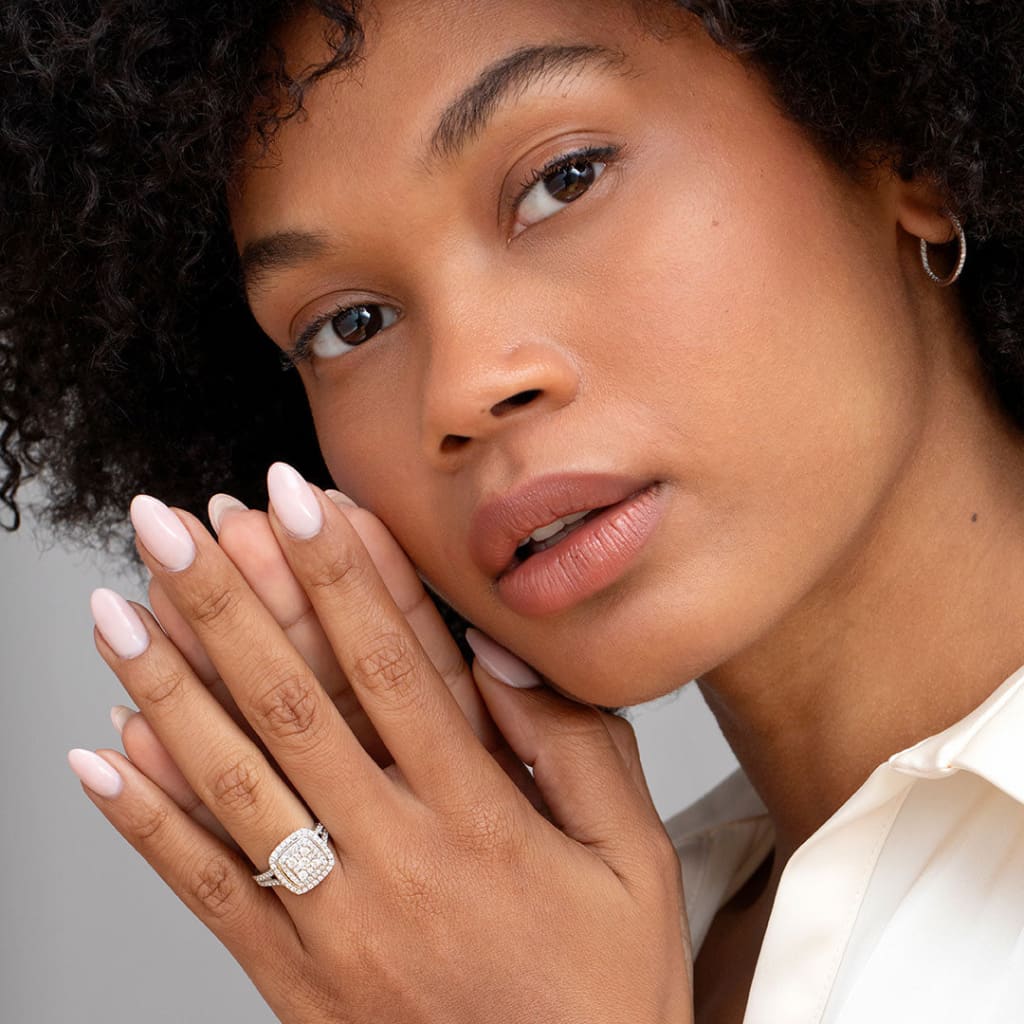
left=469, top=473, right=665, bottom=615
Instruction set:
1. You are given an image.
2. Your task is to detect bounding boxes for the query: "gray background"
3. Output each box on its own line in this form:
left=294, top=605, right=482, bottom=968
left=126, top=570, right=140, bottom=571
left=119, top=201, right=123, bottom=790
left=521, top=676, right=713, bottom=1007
left=1, top=485, right=737, bottom=1022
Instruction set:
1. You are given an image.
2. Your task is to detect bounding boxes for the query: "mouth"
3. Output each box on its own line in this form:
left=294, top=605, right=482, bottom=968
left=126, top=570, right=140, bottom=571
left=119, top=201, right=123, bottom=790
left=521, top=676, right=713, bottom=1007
left=468, top=474, right=667, bottom=617
left=503, top=503, right=615, bottom=574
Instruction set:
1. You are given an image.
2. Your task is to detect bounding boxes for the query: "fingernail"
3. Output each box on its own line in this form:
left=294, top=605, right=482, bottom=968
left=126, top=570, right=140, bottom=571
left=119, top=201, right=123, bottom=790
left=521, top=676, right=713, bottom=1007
left=267, top=462, right=323, bottom=539
left=207, top=493, right=247, bottom=534
left=110, top=705, right=137, bottom=735
left=90, top=588, right=150, bottom=659
left=67, top=748, right=124, bottom=798
left=325, top=488, right=357, bottom=509
left=129, top=495, right=196, bottom=571
left=465, top=628, right=541, bottom=688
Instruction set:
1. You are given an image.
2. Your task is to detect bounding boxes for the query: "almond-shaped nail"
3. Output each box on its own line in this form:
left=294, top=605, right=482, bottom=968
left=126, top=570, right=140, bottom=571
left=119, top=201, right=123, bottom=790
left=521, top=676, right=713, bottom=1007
left=129, top=494, right=196, bottom=571
left=67, top=748, right=124, bottom=798
left=465, top=628, right=542, bottom=688
left=90, top=587, right=150, bottom=659
left=207, top=493, right=248, bottom=534
left=267, top=462, right=322, bottom=539
left=110, top=705, right=137, bottom=735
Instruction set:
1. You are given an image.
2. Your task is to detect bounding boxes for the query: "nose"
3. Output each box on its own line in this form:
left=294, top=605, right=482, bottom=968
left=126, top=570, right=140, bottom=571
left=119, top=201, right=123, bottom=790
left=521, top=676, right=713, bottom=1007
left=419, top=311, right=580, bottom=466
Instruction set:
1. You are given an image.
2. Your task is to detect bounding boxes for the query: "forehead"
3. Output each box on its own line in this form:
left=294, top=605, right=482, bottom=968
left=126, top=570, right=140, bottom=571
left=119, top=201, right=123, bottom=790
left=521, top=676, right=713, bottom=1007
left=228, top=0, right=680, bottom=247
left=270, top=0, right=661, bottom=123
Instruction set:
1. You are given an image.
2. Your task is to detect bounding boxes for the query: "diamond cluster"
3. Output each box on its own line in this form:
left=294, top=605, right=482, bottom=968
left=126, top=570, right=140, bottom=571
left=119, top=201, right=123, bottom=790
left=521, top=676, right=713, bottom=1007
left=254, top=824, right=334, bottom=894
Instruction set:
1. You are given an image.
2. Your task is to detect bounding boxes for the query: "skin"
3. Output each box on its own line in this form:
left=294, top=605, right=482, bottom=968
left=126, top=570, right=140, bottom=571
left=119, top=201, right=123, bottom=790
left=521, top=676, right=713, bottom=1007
left=103, top=0, right=1024, bottom=1019
left=88, top=480, right=692, bottom=1022
left=232, top=0, right=1024, bottom=869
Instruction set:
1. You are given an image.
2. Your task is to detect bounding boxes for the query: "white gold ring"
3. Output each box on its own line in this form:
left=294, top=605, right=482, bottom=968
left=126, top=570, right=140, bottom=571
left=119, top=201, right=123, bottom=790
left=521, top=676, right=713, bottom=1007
left=252, top=822, right=335, bottom=894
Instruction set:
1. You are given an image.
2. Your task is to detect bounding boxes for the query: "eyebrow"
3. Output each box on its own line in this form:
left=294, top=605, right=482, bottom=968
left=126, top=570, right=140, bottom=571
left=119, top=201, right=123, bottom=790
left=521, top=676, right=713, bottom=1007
left=239, top=42, right=636, bottom=295
left=426, top=42, right=635, bottom=168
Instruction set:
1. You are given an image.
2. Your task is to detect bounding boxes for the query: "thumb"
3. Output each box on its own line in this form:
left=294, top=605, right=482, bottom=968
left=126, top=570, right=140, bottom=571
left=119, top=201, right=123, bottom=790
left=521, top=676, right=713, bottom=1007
left=465, top=629, right=664, bottom=875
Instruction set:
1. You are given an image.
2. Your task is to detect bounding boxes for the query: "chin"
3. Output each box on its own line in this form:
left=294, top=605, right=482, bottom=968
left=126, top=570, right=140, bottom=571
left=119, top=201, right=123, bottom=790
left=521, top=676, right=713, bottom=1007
left=524, top=596, right=750, bottom=708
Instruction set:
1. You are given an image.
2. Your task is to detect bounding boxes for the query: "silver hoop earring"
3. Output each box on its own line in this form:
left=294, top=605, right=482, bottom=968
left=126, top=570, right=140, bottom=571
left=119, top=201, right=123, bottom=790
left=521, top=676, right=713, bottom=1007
left=919, top=208, right=967, bottom=287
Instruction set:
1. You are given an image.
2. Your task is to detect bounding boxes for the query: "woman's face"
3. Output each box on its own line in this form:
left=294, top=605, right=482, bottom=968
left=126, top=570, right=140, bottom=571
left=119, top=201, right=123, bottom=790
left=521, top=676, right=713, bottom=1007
left=230, top=0, right=929, bottom=707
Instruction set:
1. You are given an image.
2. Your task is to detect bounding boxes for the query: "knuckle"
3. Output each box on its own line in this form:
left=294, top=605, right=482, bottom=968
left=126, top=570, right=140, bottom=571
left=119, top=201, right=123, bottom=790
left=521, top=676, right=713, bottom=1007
left=353, top=631, right=420, bottom=705
left=306, top=548, right=363, bottom=593
left=187, top=854, right=247, bottom=923
left=209, top=754, right=264, bottom=816
left=145, top=663, right=190, bottom=710
left=126, top=801, right=173, bottom=845
left=186, top=584, right=239, bottom=629
left=251, top=665, right=322, bottom=743
left=446, top=798, right=520, bottom=859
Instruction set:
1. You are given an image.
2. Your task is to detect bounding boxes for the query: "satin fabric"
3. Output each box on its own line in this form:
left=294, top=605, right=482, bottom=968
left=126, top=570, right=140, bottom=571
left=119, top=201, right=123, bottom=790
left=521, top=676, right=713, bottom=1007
left=666, top=662, right=1024, bottom=1022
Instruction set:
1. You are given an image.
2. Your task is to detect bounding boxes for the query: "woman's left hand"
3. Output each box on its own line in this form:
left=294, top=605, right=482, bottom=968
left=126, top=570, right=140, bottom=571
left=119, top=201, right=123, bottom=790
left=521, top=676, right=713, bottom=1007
left=72, top=462, right=694, bottom=1024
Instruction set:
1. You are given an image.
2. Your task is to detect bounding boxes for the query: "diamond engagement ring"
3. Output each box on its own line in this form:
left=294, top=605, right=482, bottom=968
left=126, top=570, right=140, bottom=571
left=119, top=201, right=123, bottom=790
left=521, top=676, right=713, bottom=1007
left=252, top=822, right=335, bottom=894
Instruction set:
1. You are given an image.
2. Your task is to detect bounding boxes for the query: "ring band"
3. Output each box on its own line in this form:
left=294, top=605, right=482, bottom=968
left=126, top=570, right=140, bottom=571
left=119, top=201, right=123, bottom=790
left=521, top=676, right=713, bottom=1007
left=252, top=822, right=335, bottom=894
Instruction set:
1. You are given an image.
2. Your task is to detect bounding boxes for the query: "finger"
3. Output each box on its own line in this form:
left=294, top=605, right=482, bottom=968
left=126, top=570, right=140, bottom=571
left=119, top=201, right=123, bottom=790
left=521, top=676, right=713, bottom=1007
left=211, top=501, right=544, bottom=806
left=214, top=506, right=390, bottom=764
left=282, top=497, right=544, bottom=806
left=149, top=576, right=270, bottom=757
left=124, top=495, right=396, bottom=843
left=149, top=574, right=219, bottom=684
left=157, top=507, right=391, bottom=766
left=338, top=503, right=505, bottom=752
left=114, top=706, right=240, bottom=850
left=151, top=513, right=343, bottom=703
left=215, top=509, right=347, bottom=689
left=90, top=584, right=342, bottom=883
left=265, top=463, right=511, bottom=813
left=65, top=746, right=303, bottom=997
left=466, top=629, right=668, bottom=887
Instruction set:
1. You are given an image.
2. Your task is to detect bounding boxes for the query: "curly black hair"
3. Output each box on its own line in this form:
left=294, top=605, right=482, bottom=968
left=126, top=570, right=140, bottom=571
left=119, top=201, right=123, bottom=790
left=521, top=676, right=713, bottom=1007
left=2, top=1, right=1023, bottom=670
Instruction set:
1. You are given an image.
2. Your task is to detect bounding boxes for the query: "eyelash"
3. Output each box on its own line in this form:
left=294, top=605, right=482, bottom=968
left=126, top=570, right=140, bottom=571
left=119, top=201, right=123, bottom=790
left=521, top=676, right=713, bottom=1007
left=507, top=142, right=622, bottom=221
left=281, top=142, right=623, bottom=369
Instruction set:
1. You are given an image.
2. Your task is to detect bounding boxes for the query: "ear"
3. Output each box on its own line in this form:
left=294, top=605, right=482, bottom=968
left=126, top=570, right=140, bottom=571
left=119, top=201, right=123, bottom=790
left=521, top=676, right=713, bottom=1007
left=892, top=170, right=961, bottom=245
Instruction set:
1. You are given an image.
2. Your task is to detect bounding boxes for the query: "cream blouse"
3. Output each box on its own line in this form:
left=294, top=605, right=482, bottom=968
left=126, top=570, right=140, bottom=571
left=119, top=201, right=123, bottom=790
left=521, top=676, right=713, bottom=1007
left=665, top=661, right=1024, bottom=1023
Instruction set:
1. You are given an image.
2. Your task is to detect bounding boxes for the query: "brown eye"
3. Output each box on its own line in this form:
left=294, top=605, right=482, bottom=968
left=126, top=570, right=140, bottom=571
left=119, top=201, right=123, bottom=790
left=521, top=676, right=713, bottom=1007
left=308, top=304, right=400, bottom=360
left=333, top=306, right=380, bottom=344
left=545, top=159, right=599, bottom=203
left=512, top=146, right=616, bottom=237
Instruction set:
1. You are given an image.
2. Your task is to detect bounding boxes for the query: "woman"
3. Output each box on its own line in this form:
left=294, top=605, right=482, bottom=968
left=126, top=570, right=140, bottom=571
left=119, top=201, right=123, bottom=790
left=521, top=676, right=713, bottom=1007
left=3, top=1, right=1023, bottom=1020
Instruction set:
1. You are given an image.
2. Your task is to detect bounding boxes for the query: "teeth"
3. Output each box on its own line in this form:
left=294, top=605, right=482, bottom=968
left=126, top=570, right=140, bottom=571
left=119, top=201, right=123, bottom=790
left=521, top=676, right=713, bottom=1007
left=525, top=509, right=590, bottom=545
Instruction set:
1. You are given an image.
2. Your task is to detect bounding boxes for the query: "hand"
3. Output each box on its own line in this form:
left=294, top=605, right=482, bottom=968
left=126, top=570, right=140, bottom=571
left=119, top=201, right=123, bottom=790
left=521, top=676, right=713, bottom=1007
left=72, top=462, right=694, bottom=1023
left=121, top=491, right=545, bottom=850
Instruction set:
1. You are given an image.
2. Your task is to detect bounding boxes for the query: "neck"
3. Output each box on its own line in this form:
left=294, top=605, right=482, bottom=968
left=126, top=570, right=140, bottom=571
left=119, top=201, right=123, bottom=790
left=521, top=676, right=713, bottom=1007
left=697, top=325, right=1024, bottom=866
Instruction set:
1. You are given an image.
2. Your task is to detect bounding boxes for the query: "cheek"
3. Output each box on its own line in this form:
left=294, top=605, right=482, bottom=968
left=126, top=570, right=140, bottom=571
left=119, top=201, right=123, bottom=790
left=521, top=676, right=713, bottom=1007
left=474, top=175, right=927, bottom=706
left=307, top=379, right=417, bottom=507
left=598, top=115, right=925, bottom=529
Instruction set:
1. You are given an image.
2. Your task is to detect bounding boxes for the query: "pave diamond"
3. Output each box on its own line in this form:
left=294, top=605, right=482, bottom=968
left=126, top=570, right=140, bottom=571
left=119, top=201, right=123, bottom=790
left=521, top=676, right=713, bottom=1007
left=257, top=825, right=334, bottom=894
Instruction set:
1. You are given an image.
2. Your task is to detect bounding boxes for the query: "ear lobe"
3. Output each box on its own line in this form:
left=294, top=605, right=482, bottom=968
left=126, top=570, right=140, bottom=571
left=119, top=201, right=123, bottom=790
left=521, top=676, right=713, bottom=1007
left=894, top=172, right=960, bottom=244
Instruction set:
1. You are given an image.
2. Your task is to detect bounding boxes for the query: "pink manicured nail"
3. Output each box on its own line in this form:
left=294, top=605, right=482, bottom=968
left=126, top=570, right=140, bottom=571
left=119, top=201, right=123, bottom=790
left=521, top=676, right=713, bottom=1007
left=207, top=493, right=247, bottom=534
left=110, top=705, right=137, bottom=735
left=325, top=488, right=357, bottom=509
left=90, top=588, right=150, bottom=659
left=465, top=628, right=542, bottom=688
left=130, top=494, right=196, bottom=571
left=268, top=462, right=323, bottom=539
left=67, top=748, right=124, bottom=798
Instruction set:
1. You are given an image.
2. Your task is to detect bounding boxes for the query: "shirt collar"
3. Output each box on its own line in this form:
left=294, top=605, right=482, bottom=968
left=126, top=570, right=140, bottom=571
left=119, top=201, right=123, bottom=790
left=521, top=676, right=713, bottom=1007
left=887, top=659, right=1024, bottom=803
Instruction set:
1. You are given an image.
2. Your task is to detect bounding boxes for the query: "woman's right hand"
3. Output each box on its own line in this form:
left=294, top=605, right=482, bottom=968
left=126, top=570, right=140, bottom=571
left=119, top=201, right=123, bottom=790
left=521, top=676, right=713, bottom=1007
left=114, top=490, right=547, bottom=851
